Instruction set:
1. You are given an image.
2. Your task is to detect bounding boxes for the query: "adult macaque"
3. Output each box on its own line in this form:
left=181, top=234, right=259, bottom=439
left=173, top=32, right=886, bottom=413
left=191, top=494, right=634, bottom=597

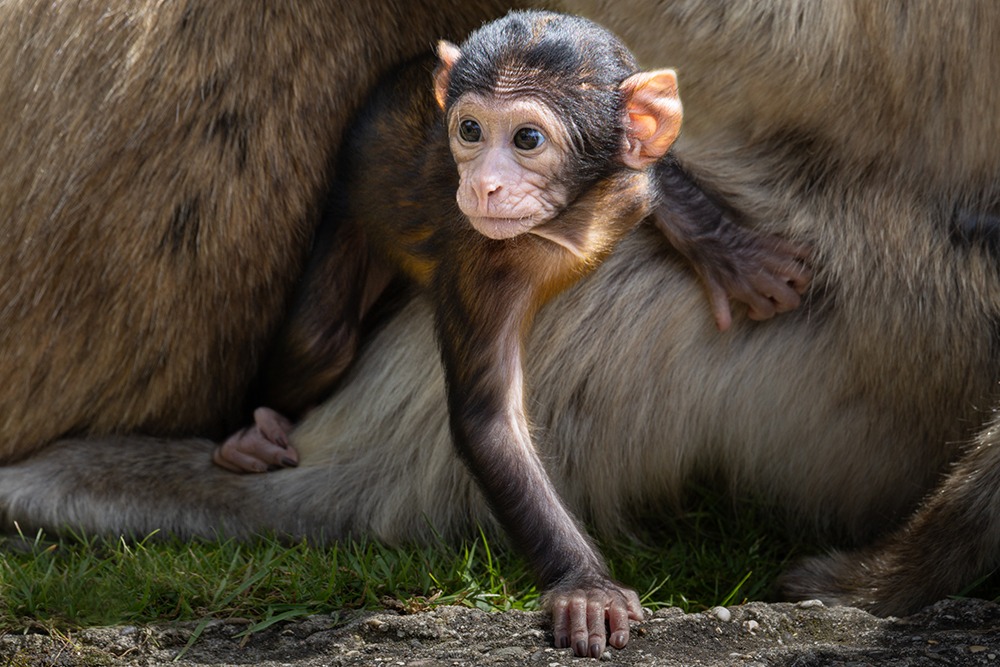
left=3, top=0, right=1000, bottom=655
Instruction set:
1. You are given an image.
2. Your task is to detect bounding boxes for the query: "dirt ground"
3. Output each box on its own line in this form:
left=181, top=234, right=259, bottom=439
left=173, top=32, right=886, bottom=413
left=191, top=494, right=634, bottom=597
left=3, top=598, right=1000, bottom=666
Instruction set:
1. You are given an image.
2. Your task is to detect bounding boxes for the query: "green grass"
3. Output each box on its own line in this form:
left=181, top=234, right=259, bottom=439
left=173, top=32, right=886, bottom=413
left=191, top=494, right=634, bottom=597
left=4, top=491, right=999, bottom=641
left=0, top=496, right=809, bottom=636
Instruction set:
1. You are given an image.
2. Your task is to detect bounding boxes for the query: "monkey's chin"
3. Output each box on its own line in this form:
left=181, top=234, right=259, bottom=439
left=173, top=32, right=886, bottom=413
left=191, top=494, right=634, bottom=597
left=468, top=216, right=538, bottom=240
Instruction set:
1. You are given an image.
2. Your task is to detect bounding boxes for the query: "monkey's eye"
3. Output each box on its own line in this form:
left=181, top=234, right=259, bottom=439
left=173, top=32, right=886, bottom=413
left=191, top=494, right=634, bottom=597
left=459, top=119, right=482, bottom=143
left=513, top=127, right=545, bottom=151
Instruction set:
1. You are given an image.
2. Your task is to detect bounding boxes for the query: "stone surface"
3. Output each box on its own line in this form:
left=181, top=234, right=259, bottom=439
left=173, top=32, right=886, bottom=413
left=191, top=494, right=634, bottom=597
left=3, top=598, right=1000, bottom=666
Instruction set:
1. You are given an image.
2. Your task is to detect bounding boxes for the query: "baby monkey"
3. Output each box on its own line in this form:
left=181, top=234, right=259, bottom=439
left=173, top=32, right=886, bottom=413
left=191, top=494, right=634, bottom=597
left=219, top=10, right=809, bottom=658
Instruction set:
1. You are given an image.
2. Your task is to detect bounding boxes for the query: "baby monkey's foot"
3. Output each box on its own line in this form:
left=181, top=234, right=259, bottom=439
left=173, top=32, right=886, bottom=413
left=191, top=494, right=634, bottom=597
left=212, top=407, right=298, bottom=473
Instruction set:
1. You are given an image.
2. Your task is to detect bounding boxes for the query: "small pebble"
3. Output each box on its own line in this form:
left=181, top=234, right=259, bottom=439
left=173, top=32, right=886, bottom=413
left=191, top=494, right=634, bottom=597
left=796, top=599, right=825, bottom=609
left=709, top=606, right=732, bottom=622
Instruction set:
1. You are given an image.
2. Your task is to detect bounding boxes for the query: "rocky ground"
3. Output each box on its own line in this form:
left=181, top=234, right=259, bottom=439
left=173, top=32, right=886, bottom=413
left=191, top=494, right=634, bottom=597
left=4, top=598, right=1000, bottom=666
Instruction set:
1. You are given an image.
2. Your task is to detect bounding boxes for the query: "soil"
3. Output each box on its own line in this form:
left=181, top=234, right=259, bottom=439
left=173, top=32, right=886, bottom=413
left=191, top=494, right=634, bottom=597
left=4, top=598, right=1000, bottom=666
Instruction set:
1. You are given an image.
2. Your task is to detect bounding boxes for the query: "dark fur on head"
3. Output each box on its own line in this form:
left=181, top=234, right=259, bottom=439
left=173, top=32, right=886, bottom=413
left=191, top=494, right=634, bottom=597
left=445, top=10, right=639, bottom=185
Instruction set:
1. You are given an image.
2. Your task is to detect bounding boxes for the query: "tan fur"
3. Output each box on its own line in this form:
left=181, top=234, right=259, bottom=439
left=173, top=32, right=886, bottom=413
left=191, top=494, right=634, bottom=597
left=2, top=0, right=1000, bottom=617
left=0, top=0, right=518, bottom=462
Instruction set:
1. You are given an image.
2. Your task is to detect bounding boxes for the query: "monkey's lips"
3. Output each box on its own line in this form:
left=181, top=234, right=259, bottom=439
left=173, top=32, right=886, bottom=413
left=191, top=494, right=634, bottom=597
left=468, top=215, right=539, bottom=239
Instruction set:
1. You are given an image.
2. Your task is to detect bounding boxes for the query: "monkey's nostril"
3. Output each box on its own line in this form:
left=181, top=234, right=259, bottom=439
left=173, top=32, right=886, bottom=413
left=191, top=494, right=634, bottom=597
left=474, top=181, right=501, bottom=207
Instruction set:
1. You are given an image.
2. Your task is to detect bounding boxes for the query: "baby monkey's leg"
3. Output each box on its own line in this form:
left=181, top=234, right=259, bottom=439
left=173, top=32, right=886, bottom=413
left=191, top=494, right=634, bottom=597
left=214, top=220, right=394, bottom=474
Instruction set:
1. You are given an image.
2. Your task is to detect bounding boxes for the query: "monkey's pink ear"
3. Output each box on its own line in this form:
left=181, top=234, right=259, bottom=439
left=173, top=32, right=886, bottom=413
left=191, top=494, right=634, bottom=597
left=433, top=41, right=463, bottom=110
left=619, top=69, right=683, bottom=169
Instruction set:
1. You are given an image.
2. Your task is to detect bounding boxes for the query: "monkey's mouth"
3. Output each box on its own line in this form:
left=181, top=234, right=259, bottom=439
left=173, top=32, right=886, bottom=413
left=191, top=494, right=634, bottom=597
left=468, top=215, right=538, bottom=240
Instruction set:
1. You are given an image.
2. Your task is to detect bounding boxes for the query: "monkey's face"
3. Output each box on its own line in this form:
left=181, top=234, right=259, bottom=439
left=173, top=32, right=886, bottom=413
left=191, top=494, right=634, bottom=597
left=447, top=93, right=573, bottom=240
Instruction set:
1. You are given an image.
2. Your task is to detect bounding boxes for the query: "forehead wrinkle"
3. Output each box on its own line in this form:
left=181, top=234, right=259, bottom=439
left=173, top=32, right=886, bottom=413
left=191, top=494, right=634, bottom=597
left=492, top=64, right=543, bottom=99
left=490, top=64, right=613, bottom=104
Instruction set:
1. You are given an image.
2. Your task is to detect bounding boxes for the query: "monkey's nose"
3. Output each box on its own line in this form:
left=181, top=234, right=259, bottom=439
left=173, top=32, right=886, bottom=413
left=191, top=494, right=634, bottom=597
left=477, top=181, right=502, bottom=204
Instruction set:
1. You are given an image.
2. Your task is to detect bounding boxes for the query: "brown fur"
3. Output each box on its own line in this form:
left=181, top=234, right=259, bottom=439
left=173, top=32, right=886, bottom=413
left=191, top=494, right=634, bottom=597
left=2, top=0, right=1000, bottom=622
left=0, top=0, right=520, bottom=461
left=779, top=411, right=1000, bottom=615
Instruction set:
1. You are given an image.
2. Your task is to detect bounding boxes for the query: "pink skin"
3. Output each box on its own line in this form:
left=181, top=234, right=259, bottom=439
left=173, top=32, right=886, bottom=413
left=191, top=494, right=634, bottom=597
left=701, top=236, right=812, bottom=332
left=449, top=94, right=572, bottom=239
left=650, top=203, right=813, bottom=332
left=550, top=587, right=645, bottom=658
left=212, top=407, right=298, bottom=473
